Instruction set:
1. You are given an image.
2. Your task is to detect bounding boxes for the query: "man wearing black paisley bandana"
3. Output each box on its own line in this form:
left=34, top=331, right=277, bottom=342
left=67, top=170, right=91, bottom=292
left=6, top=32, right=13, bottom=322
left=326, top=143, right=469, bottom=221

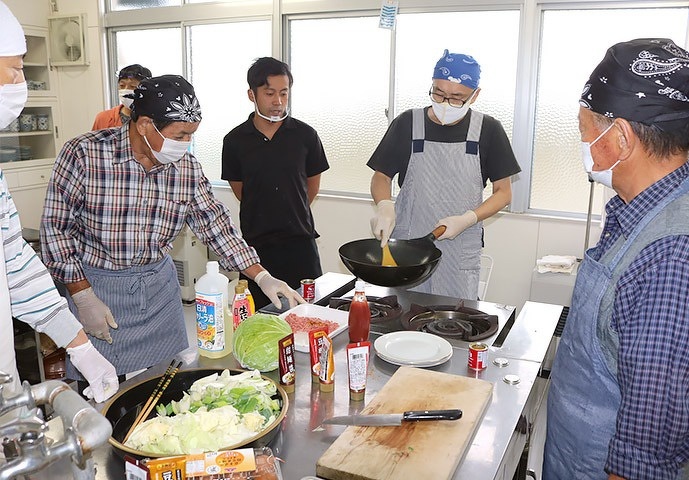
left=545, top=38, right=689, bottom=480
left=40, top=74, right=303, bottom=386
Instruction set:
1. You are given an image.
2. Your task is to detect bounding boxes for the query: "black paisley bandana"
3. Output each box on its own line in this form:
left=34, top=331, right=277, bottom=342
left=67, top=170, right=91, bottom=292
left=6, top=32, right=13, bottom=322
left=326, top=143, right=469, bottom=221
left=131, top=75, right=202, bottom=123
left=580, top=38, right=689, bottom=134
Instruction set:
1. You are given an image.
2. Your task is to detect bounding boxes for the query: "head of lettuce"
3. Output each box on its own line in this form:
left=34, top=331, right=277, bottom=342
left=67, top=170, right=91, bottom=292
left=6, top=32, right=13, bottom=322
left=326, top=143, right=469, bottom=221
left=233, top=313, right=292, bottom=372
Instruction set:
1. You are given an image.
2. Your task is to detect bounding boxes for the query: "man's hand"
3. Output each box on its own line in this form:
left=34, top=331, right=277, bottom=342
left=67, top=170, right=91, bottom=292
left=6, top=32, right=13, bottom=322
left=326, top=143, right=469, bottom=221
left=370, top=199, right=396, bottom=247
left=71, top=288, right=118, bottom=344
left=67, top=341, right=119, bottom=403
left=436, top=211, right=478, bottom=240
left=254, top=271, right=305, bottom=309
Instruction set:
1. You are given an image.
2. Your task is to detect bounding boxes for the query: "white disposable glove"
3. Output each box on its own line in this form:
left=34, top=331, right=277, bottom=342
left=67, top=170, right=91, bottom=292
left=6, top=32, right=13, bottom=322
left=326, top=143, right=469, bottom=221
left=71, top=288, right=118, bottom=344
left=67, top=341, right=119, bottom=403
left=254, top=270, right=304, bottom=309
left=370, top=199, right=396, bottom=247
left=436, top=210, right=478, bottom=240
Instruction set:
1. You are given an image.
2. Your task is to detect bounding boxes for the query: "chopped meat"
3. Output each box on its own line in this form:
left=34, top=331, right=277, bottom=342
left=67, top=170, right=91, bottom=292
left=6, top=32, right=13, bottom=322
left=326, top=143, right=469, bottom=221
left=284, top=313, right=340, bottom=334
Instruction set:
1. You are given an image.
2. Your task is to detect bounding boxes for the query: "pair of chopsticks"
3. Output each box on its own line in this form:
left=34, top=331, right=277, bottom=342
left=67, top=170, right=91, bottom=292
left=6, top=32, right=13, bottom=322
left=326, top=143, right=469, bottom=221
left=123, top=360, right=183, bottom=443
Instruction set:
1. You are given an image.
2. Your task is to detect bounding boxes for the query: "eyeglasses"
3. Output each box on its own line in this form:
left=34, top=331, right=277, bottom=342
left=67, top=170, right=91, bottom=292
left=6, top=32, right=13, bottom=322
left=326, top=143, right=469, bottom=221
left=428, top=88, right=474, bottom=108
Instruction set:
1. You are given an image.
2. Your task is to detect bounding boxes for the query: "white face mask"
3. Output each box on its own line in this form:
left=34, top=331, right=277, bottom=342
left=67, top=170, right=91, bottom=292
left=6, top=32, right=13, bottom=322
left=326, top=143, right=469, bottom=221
left=430, top=96, right=472, bottom=126
left=119, top=89, right=135, bottom=109
left=143, top=122, right=191, bottom=165
left=253, top=100, right=289, bottom=123
left=581, top=122, right=619, bottom=189
left=0, top=82, right=28, bottom=130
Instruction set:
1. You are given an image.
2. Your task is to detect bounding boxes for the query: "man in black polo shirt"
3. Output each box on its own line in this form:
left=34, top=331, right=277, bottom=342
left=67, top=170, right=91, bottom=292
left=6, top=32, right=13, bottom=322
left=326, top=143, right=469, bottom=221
left=222, top=57, right=329, bottom=308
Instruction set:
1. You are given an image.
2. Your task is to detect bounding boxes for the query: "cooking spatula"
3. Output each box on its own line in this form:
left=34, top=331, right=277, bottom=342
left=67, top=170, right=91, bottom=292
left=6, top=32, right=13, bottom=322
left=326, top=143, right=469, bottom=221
left=381, top=243, right=397, bottom=267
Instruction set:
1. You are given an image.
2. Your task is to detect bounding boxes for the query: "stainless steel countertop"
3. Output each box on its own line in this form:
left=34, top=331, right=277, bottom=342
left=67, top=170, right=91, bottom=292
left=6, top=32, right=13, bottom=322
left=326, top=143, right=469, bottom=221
left=92, top=299, right=561, bottom=480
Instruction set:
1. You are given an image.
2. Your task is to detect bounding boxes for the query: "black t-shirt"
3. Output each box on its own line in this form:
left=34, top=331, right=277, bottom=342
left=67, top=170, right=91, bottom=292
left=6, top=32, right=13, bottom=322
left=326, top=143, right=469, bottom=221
left=367, top=107, right=521, bottom=187
left=221, top=114, right=329, bottom=247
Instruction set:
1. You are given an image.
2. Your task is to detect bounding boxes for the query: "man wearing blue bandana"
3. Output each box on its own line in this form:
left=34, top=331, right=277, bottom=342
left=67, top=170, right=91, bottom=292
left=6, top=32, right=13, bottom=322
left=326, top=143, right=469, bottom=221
left=545, top=38, right=689, bottom=480
left=368, top=49, right=520, bottom=299
left=41, top=74, right=303, bottom=384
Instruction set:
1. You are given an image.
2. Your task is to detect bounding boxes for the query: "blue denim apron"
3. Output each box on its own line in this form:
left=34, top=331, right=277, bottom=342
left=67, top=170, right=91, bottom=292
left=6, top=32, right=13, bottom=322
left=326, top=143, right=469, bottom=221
left=66, top=255, right=188, bottom=379
left=544, top=177, right=689, bottom=479
left=393, top=108, right=483, bottom=299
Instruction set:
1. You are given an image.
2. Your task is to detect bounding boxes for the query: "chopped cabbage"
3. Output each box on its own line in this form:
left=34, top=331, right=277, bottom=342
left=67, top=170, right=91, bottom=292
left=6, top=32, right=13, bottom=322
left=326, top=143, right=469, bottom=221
left=125, top=369, right=281, bottom=455
left=233, top=313, right=292, bottom=372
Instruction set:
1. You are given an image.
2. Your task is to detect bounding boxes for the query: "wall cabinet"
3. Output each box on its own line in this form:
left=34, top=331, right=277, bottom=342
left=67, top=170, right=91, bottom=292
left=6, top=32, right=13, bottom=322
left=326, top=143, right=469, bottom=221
left=0, top=28, right=60, bottom=228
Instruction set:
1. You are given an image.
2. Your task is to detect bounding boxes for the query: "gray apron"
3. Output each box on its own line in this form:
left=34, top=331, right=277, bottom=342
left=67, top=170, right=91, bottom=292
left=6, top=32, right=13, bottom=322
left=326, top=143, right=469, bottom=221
left=66, top=255, right=188, bottom=379
left=545, top=176, right=689, bottom=479
left=392, top=108, right=483, bottom=299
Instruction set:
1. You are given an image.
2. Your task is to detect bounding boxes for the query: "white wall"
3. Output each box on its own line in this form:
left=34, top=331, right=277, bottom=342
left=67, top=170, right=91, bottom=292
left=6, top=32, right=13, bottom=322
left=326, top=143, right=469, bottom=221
left=6, top=0, right=602, bottom=313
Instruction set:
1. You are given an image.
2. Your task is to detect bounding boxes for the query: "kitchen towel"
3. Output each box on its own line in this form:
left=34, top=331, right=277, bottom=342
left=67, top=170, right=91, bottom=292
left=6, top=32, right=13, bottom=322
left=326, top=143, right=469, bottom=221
left=537, top=255, right=578, bottom=274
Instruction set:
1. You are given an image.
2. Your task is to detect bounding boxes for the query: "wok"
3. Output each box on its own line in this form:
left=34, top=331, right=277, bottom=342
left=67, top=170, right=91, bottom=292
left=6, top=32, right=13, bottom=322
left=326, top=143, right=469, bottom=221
left=339, top=226, right=446, bottom=287
left=101, top=368, right=288, bottom=459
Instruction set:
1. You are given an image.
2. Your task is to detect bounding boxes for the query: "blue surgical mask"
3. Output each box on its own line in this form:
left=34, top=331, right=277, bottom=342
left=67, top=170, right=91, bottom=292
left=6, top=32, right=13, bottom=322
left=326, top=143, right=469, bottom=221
left=581, top=122, right=619, bottom=189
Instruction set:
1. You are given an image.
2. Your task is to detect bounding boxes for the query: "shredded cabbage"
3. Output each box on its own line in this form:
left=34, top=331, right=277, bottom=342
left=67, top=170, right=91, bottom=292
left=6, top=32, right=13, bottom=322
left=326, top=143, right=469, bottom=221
left=233, top=313, right=293, bottom=372
left=125, top=369, right=281, bottom=454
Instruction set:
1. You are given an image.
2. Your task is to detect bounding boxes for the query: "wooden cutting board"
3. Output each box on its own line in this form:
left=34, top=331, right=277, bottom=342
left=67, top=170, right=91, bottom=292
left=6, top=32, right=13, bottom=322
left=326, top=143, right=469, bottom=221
left=316, top=366, right=493, bottom=480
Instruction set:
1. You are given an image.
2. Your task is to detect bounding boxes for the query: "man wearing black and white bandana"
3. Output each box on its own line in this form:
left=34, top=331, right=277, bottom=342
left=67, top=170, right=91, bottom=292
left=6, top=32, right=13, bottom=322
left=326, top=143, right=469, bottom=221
left=40, top=75, right=303, bottom=382
left=545, top=39, right=689, bottom=480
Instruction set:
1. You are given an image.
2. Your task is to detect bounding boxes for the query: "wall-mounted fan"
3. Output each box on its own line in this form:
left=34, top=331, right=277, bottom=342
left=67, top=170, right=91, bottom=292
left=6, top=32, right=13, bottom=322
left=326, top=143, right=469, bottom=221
left=48, top=14, right=89, bottom=66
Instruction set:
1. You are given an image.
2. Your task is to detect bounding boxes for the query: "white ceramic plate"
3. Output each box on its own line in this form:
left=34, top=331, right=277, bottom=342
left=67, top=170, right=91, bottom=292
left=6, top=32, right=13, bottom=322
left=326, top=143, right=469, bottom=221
left=279, top=304, right=349, bottom=353
left=374, top=331, right=453, bottom=367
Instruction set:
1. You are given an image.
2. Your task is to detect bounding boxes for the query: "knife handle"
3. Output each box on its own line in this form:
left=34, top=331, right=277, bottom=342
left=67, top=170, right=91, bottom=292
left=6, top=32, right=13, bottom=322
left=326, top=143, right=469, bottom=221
left=402, top=409, right=462, bottom=421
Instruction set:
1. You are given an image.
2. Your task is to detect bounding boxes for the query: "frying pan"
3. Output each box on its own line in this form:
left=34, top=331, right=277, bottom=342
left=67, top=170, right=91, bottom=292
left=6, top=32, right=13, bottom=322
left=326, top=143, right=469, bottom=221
left=339, top=226, right=446, bottom=287
left=101, top=368, right=288, bottom=459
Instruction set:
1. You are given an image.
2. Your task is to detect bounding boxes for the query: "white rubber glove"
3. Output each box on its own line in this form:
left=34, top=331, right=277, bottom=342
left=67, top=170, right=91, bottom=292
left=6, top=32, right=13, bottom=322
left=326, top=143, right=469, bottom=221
left=67, top=341, right=119, bottom=403
left=71, top=288, right=118, bottom=344
left=370, top=199, right=396, bottom=247
left=436, top=210, right=478, bottom=240
left=254, top=270, right=304, bottom=309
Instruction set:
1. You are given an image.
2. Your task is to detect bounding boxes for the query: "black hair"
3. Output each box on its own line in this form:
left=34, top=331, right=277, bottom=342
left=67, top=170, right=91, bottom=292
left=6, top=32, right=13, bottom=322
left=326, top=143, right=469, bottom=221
left=247, top=57, right=293, bottom=92
left=130, top=110, right=173, bottom=131
left=118, top=64, right=152, bottom=81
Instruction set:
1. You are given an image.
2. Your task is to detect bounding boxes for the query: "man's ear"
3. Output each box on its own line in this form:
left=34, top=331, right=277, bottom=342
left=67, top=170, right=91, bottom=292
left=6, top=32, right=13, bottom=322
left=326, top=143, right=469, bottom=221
left=247, top=89, right=255, bottom=102
left=135, top=116, right=151, bottom=136
left=615, top=119, right=636, bottom=160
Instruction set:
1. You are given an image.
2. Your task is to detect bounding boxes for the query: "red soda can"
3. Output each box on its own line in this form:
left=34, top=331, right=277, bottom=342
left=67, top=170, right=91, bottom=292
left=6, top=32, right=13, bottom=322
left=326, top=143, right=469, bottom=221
left=301, top=279, right=315, bottom=303
left=468, top=342, right=488, bottom=370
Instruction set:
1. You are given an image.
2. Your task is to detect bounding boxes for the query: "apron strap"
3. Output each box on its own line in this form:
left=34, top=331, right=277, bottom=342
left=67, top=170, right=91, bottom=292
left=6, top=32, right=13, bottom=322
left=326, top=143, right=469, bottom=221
left=412, top=108, right=425, bottom=153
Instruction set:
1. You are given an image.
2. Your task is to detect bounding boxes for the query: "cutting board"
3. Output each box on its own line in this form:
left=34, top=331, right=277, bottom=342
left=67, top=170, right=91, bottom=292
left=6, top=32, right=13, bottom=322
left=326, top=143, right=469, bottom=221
left=316, top=366, right=493, bottom=480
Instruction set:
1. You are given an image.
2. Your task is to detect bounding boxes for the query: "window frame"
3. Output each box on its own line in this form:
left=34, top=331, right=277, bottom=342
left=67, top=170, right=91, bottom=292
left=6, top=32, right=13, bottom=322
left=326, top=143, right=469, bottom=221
left=102, top=0, right=689, bottom=218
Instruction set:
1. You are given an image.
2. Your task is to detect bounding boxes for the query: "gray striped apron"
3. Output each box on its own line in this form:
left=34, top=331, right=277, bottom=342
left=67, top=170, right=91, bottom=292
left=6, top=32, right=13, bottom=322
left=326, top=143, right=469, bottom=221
left=66, top=255, right=188, bottom=379
left=392, top=108, right=483, bottom=299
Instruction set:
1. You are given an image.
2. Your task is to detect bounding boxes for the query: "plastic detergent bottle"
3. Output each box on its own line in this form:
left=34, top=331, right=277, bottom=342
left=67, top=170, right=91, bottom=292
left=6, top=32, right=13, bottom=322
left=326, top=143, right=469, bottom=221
left=238, top=279, right=255, bottom=316
left=232, top=283, right=251, bottom=329
left=195, top=261, right=232, bottom=358
left=348, top=280, right=371, bottom=343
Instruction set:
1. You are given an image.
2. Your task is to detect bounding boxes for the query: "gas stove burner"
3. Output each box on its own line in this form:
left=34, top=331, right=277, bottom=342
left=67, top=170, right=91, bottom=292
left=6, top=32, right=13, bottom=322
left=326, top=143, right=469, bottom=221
left=402, top=302, right=499, bottom=341
left=329, top=295, right=403, bottom=323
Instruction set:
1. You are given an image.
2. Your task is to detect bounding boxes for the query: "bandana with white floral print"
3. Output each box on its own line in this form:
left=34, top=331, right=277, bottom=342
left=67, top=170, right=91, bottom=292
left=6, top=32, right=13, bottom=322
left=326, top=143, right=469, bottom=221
left=132, top=74, right=202, bottom=122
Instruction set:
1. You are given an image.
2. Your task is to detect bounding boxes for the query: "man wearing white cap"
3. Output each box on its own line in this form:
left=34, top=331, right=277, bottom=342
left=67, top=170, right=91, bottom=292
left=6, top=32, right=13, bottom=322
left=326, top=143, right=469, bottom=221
left=368, top=49, right=520, bottom=299
left=0, top=0, right=118, bottom=403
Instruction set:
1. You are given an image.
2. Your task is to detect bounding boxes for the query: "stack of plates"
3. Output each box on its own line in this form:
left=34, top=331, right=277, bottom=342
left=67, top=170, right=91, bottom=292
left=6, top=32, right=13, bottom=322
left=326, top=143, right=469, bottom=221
left=374, top=331, right=453, bottom=367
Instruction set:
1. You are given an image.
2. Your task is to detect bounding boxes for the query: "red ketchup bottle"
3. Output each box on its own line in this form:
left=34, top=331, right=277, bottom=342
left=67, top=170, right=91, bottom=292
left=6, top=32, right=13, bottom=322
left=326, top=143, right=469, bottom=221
left=348, top=280, right=371, bottom=343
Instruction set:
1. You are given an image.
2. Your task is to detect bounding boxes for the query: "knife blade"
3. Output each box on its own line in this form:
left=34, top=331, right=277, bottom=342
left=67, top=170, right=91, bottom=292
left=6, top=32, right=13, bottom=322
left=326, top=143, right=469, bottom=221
left=322, top=409, right=462, bottom=427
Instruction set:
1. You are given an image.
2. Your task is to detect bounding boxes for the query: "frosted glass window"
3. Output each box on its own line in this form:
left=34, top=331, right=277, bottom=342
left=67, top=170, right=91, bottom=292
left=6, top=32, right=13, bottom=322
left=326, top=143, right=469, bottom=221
left=395, top=11, right=519, bottom=136
left=188, top=22, right=271, bottom=180
left=110, top=0, right=179, bottom=11
left=532, top=8, right=689, bottom=214
left=115, top=28, right=182, bottom=79
left=289, top=17, right=391, bottom=195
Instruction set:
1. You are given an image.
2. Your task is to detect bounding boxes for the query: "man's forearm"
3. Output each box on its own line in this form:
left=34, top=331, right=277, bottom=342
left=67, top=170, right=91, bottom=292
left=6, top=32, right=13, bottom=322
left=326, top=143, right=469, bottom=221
left=66, top=279, right=91, bottom=296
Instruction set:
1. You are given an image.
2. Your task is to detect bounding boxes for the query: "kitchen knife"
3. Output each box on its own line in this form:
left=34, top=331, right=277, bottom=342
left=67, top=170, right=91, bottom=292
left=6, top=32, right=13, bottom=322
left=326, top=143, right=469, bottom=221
left=322, top=409, right=462, bottom=427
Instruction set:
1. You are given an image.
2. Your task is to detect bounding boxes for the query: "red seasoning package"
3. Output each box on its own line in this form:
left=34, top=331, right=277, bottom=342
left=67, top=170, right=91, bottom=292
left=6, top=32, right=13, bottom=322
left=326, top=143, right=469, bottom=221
left=308, top=329, right=328, bottom=383
left=278, top=333, right=295, bottom=393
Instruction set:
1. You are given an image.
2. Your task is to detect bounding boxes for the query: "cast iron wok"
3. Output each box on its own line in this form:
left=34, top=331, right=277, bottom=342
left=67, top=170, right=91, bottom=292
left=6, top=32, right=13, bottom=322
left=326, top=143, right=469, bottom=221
left=101, top=368, right=288, bottom=459
left=339, top=225, right=446, bottom=287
